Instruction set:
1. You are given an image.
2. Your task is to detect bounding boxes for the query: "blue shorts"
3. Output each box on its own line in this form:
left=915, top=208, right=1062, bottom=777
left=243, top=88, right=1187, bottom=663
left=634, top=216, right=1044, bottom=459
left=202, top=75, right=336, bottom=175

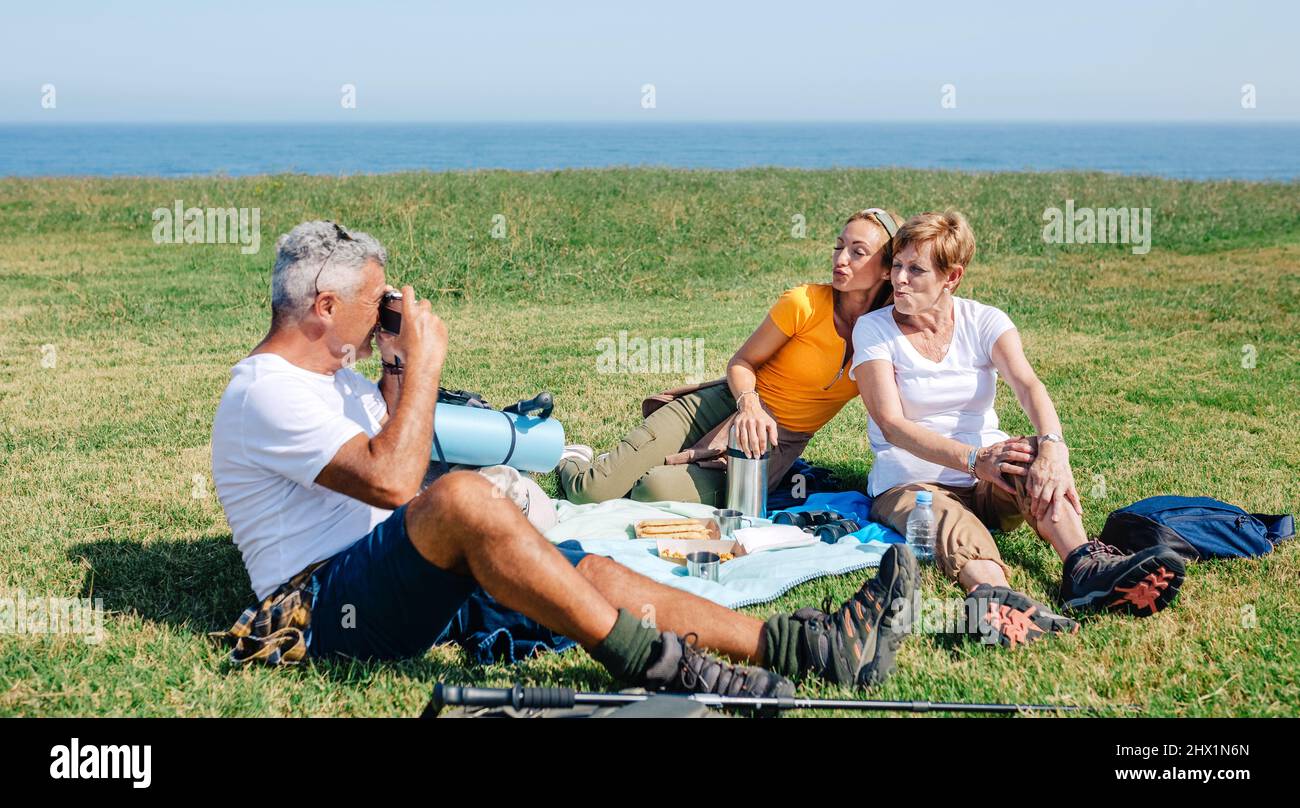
left=306, top=504, right=588, bottom=661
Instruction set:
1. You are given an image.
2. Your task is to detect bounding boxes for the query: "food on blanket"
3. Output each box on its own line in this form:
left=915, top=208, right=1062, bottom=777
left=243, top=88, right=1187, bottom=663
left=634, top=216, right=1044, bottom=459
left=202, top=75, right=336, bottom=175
left=635, top=518, right=716, bottom=539
left=640, top=526, right=711, bottom=537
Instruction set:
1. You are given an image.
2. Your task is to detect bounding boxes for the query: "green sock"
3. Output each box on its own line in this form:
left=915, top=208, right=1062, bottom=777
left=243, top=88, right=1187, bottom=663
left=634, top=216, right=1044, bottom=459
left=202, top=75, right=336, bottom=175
left=762, top=614, right=805, bottom=678
left=590, top=608, right=660, bottom=681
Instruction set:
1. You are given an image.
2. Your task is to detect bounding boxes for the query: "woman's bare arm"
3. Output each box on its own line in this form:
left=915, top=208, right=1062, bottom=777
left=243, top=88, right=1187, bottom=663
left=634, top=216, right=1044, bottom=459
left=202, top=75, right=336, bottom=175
left=990, top=329, right=1082, bottom=520
left=854, top=359, right=1033, bottom=495
left=726, top=315, right=790, bottom=456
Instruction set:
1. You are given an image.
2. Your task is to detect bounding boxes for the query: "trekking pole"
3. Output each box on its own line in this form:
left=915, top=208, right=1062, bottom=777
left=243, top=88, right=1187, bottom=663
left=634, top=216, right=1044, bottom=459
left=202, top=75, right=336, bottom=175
left=421, top=682, right=1090, bottom=718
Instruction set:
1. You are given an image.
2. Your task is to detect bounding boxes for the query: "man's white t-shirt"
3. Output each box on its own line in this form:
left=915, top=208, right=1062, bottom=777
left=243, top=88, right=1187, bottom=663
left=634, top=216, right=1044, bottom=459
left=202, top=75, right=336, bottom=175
left=211, top=353, right=392, bottom=599
left=849, top=297, right=1017, bottom=496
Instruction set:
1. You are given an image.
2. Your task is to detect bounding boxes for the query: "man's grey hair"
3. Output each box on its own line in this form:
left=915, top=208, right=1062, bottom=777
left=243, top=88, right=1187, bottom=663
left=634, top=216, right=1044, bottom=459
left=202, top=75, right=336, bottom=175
left=271, top=220, right=388, bottom=324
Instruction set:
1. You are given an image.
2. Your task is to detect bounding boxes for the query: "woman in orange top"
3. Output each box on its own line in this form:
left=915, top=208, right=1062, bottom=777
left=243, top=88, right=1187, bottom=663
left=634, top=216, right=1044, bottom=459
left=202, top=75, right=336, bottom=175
left=558, top=208, right=899, bottom=506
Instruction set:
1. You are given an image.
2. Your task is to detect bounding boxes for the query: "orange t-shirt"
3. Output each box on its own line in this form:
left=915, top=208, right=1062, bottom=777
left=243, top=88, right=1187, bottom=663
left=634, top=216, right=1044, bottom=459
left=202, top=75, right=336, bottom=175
left=755, top=284, right=860, bottom=434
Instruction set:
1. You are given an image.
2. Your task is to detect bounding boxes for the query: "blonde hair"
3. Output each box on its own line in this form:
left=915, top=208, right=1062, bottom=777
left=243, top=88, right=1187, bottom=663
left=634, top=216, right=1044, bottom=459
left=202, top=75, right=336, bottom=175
left=889, top=210, right=975, bottom=277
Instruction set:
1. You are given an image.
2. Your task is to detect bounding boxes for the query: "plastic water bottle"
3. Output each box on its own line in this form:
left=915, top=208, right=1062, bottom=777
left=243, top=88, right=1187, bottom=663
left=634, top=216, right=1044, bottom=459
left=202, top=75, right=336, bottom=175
left=905, top=491, right=936, bottom=563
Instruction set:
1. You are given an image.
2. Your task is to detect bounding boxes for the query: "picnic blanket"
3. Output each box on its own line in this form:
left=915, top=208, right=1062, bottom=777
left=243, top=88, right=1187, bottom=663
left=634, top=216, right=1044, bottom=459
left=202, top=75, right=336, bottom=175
left=543, top=498, right=905, bottom=609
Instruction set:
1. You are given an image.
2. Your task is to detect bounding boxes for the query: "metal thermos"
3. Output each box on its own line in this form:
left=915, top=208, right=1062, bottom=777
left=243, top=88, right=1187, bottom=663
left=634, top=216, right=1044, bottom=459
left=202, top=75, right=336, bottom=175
left=725, top=423, right=768, bottom=519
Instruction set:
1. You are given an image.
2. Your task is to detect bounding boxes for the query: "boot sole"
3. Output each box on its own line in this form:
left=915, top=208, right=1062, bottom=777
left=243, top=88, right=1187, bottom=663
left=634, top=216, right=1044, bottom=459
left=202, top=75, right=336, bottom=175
left=969, top=588, right=1080, bottom=649
left=1063, top=548, right=1185, bottom=616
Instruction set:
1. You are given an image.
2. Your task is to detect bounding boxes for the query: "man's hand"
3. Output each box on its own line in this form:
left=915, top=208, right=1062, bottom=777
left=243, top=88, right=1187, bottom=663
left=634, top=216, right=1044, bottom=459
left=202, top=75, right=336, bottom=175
left=318, top=285, right=445, bottom=510
left=377, top=285, right=448, bottom=376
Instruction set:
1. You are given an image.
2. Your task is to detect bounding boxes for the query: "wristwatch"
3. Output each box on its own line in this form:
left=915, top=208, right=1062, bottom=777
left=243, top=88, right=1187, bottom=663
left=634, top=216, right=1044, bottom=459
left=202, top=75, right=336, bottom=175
left=1040, top=433, right=1065, bottom=445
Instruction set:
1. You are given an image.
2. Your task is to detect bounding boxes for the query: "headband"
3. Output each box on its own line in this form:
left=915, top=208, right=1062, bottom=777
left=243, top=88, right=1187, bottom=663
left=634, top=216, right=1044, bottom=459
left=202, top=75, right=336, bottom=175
left=858, top=208, right=898, bottom=238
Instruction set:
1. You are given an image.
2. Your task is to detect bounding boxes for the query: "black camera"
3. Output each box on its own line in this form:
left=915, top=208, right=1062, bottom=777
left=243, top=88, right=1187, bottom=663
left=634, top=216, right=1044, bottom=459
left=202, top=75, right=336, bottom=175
left=380, top=290, right=403, bottom=334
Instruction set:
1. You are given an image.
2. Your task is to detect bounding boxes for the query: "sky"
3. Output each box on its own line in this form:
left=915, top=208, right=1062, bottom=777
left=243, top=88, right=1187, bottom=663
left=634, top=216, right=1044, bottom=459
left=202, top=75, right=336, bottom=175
left=2, top=0, right=1297, bottom=123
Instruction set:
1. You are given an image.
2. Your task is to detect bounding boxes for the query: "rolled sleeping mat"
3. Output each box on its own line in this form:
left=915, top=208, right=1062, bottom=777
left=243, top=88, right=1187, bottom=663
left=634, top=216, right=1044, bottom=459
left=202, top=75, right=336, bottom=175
left=432, top=402, right=565, bottom=473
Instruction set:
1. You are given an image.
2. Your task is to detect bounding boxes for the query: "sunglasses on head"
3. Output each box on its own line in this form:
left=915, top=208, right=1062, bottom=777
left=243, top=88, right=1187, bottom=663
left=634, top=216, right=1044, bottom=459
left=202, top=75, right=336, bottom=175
left=312, top=222, right=356, bottom=298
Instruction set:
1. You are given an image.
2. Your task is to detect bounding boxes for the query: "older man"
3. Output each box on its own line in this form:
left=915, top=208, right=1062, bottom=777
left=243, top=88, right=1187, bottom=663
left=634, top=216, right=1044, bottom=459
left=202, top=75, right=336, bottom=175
left=210, top=220, right=919, bottom=696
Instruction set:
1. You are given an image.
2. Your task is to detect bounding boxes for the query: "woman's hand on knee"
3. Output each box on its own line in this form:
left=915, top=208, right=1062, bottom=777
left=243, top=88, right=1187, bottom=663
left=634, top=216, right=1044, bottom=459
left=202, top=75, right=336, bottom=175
left=1026, top=443, right=1083, bottom=522
left=974, top=438, right=1035, bottom=495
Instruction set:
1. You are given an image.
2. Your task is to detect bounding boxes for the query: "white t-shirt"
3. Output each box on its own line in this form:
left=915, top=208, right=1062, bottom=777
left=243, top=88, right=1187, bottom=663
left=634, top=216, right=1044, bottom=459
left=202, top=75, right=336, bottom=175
left=211, top=353, right=392, bottom=599
left=849, top=297, right=1017, bottom=496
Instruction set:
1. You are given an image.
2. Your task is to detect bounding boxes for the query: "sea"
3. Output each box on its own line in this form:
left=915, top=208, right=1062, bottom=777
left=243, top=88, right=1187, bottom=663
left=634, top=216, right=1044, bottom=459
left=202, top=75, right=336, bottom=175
left=1, top=122, right=1296, bottom=181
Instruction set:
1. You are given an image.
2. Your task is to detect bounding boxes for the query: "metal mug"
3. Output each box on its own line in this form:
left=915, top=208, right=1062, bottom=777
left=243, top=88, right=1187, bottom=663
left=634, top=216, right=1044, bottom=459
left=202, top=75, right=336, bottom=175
left=712, top=508, right=755, bottom=539
left=686, top=551, right=721, bottom=582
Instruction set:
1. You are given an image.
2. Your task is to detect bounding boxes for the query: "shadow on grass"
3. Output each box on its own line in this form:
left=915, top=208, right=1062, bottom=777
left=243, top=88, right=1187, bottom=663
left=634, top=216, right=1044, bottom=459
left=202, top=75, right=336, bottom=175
left=70, top=532, right=252, bottom=634
left=794, top=459, right=869, bottom=496
left=65, top=533, right=604, bottom=692
left=995, top=528, right=1066, bottom=596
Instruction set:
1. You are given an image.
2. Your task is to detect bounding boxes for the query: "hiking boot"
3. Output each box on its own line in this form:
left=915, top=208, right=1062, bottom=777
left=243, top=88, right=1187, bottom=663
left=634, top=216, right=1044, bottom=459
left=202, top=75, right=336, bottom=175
left=642, top=631, right=795, bottom=699
left=963, top=584, right=1079, bottom=649
left=1060, top=541, right=1184, bottom=616
left=793, top=544, right=918, bottom=688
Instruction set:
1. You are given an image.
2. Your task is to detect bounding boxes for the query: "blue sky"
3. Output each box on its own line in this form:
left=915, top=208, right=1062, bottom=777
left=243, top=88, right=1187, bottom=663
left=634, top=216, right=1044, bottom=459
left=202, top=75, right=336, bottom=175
left=2, top=0, right=1296, bottom=122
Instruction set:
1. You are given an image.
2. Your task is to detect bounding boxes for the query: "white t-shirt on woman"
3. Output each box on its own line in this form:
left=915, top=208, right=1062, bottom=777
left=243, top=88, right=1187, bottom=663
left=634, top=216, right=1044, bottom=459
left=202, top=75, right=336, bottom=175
left=849, top=297, right=1017, bottom=496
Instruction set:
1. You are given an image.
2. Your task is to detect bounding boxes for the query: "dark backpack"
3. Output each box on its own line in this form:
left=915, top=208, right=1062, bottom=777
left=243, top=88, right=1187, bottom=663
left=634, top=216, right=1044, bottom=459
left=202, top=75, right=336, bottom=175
left=1099, top=495, right=1295, bottom=562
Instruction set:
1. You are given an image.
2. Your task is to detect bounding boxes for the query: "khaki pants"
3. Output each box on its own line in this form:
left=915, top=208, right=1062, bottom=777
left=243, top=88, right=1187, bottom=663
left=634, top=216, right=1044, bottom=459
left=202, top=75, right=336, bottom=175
left=558, top=383, right=812, bottom=507
left=869, top=438, right=1041, bottom=583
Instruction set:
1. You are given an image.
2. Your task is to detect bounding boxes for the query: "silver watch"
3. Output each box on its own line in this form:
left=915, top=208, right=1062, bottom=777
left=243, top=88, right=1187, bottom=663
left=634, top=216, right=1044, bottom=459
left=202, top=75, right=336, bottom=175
left=1040, top=432, right=1065, bottom=445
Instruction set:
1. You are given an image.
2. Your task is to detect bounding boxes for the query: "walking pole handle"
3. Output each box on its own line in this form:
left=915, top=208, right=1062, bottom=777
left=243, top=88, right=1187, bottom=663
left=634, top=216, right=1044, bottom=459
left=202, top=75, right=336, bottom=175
left=429, top=683, right=577, bottom=715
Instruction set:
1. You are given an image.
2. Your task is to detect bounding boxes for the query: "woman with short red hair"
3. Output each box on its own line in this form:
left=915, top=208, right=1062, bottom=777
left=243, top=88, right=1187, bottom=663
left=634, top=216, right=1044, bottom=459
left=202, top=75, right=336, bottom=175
left=853, top=210, right=1186, bottom=648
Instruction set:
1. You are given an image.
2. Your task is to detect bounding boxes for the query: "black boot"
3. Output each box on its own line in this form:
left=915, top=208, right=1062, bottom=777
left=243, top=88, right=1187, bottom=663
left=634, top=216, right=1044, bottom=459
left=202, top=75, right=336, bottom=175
left=641, top=632, right=795, bottom=698
left=791, top=544, right=918, bottom=688
left=1060, top=541, right=1184, bottom=616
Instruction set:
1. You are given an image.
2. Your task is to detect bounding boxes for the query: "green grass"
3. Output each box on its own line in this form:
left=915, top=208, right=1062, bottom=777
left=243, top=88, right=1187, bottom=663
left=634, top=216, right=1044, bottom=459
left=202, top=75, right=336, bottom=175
left=1, top=168, right=1298, bottom=717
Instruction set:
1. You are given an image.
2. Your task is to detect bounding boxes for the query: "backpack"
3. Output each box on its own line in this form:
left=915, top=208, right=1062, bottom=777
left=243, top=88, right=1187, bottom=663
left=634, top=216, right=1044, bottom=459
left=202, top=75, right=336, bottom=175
left=1099, top=495, right=1295, bottom=562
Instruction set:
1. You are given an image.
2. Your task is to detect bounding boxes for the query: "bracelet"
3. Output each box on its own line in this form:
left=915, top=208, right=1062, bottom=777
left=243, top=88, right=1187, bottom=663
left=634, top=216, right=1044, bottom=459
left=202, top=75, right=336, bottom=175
left=967, top=447, right=979, bottom=477
left=735, top=390, right=760, bottom=409
left=381, top=359, right=404, bottom=376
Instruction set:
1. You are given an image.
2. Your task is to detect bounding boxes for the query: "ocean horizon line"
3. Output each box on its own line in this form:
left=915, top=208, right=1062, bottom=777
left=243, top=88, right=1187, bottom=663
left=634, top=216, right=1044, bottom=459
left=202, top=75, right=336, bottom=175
left=4, top=121, right=1297, bottom=181
left=3, top=119, right=1299, bottom=127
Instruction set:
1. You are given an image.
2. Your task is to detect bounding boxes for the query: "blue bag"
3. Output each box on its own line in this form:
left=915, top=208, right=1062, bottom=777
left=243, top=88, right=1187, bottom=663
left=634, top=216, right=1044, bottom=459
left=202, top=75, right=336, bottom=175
left=1099, top=495, right=1294, bottom=562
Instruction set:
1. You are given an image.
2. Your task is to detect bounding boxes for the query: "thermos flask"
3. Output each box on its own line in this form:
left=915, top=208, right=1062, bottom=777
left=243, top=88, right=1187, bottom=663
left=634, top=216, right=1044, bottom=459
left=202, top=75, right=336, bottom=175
left=725, top=423, right=768, bottom=519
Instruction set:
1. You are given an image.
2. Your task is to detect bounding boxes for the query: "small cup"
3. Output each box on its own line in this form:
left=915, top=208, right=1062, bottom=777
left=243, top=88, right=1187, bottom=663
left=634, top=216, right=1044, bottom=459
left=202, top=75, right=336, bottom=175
left=686, top=551, right=721, bottom=582
left=712, top=508, right=754, bottom=539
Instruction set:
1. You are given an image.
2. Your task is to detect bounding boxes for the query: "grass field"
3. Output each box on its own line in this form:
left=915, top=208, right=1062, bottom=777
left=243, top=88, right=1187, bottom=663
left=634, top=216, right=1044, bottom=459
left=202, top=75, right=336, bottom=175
left=1, top=168, right=1297, bottom=717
